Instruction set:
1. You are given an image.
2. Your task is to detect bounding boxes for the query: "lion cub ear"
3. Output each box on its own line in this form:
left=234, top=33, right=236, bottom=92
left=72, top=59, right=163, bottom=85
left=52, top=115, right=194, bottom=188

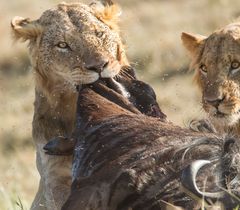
left=11, top=16, right=42, bottom=42
left=181, top=32, right=206, bottom=58
left=90, top=1, right=121, bottom=31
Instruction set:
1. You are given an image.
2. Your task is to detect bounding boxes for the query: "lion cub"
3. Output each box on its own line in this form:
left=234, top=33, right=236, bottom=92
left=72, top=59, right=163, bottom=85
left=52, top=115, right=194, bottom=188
left=182, top=23, right=240, bottom=136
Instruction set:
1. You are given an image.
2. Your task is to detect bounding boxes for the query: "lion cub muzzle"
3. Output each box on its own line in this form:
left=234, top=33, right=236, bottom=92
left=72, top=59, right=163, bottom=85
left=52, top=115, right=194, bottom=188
left=203, top=83, right=225, bottom=115
left=202, top=81, right=240, bottom=127
left=204, top=95, right=224, bottom=109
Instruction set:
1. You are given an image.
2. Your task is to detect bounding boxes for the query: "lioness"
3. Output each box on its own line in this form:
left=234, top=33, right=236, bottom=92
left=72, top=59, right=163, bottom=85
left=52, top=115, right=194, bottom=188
left=182, top=23, right=240, bottom=137
left=11, top=2, right=130, bottom=209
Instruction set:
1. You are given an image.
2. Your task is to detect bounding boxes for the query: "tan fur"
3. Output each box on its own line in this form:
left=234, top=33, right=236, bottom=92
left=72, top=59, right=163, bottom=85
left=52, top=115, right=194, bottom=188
left=182, top=23, right=240, bottom=136
left=11, top=2, right=128, bottom=210
left=181, top=32, right=206, bottom=60
left=94, top=4, right=121, bottom=31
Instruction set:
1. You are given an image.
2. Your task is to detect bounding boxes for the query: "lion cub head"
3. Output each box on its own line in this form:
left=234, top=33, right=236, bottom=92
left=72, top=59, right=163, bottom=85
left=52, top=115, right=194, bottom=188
left=182, top=23, right=240, bottom=131
left=11, top=2, right=128, bottom=103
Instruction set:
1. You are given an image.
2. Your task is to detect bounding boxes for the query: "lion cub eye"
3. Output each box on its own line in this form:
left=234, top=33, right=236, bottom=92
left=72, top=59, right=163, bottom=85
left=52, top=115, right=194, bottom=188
left=199, top=64, right=207, bottom=75
left=231, top=61, right=240, bottom=69
left=230, top=61, right=240, bottom=75
left=57, top=42, right=69, bottom=49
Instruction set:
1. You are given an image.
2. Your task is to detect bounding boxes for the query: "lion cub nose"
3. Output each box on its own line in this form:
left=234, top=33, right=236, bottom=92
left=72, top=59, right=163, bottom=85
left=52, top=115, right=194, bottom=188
left=85, top=59, right=109, bottom=74
left=205, top=97, right=224, bottom=108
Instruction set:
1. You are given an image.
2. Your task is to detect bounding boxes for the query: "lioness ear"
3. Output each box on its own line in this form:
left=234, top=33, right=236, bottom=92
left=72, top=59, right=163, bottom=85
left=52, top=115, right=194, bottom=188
left=90, top=1, right=121, bottom=31
left=11, top=16, right=42, bottom=42
left=181, top=32, right=206, bottom=58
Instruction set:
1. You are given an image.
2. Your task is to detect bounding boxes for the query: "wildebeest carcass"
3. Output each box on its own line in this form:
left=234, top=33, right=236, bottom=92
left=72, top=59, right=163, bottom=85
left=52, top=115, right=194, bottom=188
left=45, top=83, right=240, bottom=210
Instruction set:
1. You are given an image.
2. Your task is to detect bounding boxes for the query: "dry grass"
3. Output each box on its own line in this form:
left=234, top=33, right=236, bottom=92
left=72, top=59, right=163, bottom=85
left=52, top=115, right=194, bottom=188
left=1, top=0, right=240, bottom=209
left=0, top=73, right=38, bottom=210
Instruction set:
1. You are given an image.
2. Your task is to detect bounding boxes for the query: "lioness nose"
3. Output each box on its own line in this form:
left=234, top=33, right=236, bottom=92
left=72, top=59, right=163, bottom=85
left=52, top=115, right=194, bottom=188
left=85, top=59, right=109, bottom=73
left=205, top=97, right=224, bottom=108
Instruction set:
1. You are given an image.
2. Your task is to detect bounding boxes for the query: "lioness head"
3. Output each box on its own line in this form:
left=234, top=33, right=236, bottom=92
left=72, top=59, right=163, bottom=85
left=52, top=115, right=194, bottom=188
left=11, top=2, right=128, bottom=102
left=182, top=23, right=240, bottom=129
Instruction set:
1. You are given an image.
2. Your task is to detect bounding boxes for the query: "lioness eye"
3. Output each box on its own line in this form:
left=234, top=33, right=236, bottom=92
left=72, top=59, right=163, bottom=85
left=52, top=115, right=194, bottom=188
left=199, top=64, right=207, bottom=75
left=96, top=31, right=104, bottom=38
left=231, top=61, right=240, bottom=69
left=57, top=42, right=69, bottom=49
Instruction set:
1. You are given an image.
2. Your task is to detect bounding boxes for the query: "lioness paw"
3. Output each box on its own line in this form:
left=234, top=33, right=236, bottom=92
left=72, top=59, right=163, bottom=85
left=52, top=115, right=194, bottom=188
left=189, top=119, right=216, bottom=133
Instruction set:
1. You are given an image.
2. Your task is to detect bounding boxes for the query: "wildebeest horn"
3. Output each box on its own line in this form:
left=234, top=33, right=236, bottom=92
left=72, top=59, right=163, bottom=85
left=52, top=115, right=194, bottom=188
left=181, top=160, right=225, bottom=200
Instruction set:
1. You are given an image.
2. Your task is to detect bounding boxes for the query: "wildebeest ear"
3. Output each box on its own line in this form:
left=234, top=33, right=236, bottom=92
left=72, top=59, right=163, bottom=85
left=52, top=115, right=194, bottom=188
left=11, top=16, right=42, bottom=42
left=181, top=32, right=206, bottom=58
left=90, top=1, right=121, bottom=31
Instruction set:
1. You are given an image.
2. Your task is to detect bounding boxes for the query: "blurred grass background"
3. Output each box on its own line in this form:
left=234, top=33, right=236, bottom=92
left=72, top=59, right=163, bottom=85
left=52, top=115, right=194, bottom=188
left=1, top=0, right=240, bottom=209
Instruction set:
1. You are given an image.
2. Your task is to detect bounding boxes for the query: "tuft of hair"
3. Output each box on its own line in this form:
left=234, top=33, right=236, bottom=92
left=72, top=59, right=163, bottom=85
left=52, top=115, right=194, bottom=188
left=57, top=2, right=68, bottom=12
left=94, top=4, right=121, bottom=31
left=11, top=16, right=42, bottom=42
left=193, top=70, right=203, bottom=90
